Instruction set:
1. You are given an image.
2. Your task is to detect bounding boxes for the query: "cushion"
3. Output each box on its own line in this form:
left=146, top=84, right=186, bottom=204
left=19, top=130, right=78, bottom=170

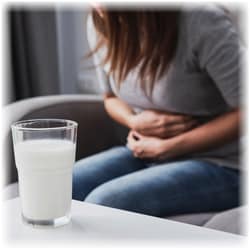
left=204, top=206, right=247, bottom=235
left=168, top=212, right=216, bottom=226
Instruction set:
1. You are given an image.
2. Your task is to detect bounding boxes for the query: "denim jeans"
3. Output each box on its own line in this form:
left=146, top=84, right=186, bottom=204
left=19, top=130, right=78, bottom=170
left=72, top=146, right=240, bottom=217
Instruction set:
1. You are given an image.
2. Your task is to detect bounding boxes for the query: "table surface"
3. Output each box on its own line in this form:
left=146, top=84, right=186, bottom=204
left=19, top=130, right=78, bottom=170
left=3, top=198, right=244, bottom=245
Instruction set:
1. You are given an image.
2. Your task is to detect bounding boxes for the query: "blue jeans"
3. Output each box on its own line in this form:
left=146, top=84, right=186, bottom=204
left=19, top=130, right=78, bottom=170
left=72, top=146, right=240, bottom=217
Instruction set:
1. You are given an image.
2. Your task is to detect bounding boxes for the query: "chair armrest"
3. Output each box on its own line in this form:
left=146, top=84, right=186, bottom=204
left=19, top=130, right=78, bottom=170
left=4, top=94, right=102, bottom=138
left=3, top=94, right=128, bottom=185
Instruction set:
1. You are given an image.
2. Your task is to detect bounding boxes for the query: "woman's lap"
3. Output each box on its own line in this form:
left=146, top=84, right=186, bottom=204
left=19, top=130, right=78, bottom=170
left=73, top=146, right=240, bottom=217
left=72, top=146, right=147, bottom=201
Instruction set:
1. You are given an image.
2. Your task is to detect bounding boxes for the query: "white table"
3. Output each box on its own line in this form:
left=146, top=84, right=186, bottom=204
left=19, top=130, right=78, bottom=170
left=3, top=198, right=243, bottom=246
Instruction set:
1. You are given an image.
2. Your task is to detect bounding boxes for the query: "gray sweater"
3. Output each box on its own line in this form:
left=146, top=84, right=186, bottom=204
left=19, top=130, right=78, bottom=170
left=87, top=4, right=244, bottom=169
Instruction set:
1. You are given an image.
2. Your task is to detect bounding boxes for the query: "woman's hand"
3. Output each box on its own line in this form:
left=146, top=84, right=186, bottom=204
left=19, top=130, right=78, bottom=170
left=126, top=130, right=181, bottom=160
left=128, top=110, right=197, bottom=139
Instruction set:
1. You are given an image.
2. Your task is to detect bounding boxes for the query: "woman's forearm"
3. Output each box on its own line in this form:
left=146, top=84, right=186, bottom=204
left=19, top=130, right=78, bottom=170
left=162, top=109, right=241, bottom=158
left=104, top=94, right=135, bottom=128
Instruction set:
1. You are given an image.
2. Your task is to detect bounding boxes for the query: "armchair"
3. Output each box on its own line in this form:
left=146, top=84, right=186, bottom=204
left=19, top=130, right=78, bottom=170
left=3, top=94, right=245, bottom=235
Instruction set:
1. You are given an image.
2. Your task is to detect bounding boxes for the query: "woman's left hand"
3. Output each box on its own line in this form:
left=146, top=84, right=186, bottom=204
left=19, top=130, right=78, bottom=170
left=126, top=130, right=167, bottom=160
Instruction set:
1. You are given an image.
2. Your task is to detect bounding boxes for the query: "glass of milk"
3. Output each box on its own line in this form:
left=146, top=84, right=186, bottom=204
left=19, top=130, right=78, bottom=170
left=11, top=119, right=77, bottom=227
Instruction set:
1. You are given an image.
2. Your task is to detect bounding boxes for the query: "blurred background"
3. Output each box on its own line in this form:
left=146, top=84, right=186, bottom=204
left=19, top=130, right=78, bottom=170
left=5, top=4, right=101, bottom=105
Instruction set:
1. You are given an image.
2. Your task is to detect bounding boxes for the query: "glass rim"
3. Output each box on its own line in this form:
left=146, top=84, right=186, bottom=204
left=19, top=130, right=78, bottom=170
left=11, top=119, right=78, bottom=131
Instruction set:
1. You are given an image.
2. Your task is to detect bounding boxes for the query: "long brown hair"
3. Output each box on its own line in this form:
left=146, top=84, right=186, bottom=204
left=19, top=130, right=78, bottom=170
left=91, top=8, right=180, bottom=95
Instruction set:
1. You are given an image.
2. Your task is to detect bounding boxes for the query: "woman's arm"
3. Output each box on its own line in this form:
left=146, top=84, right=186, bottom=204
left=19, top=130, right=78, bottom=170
left=167, top=109, right=240, bottom=157
left=127, top=109, right=240, bottom=160
left=103, top=94, right=135, bottom=128
left=104, top=94, right=197, bottom=137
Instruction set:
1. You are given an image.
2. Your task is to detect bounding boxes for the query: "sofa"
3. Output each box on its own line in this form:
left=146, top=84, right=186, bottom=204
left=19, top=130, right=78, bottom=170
left=3, top=94, right=246, bottom=236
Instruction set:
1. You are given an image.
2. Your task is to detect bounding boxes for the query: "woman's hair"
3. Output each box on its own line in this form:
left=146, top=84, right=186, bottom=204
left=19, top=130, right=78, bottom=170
left=91, top=8, right=180, bottom=95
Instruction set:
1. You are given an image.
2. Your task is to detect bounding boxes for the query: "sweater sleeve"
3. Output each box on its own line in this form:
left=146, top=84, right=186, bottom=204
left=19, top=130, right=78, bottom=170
left=86, top=15, right=114, bottom=94
left=193, top=6, right=244, bottom=108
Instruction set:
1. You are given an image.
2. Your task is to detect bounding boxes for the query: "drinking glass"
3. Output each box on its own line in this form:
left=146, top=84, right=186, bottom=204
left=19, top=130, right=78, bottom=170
left=11, top=119, right=77, bottom=227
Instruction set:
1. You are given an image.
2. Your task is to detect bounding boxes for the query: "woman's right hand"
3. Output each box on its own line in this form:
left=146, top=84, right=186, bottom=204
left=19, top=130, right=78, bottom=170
left=128, top=109, right=198, bottom=139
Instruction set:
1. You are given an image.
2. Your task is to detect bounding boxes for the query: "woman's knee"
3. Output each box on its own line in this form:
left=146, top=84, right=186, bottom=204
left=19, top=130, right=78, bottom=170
left=72, top=146, right=132, bottom=201
left=84, top=181, right=128, bottom=208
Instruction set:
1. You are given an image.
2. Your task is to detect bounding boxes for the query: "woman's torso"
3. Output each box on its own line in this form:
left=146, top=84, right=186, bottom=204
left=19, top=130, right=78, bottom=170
left=88, top=4, right=243, bottom=169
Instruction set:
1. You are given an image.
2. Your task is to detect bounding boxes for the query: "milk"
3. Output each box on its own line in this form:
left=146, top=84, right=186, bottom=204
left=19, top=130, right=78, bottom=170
left=14, top=139, right=76, bottom=221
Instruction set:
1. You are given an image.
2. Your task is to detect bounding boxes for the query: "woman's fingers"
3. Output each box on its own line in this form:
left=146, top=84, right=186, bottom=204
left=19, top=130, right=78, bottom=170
left=127, top=130, right=141, bottom=142
left=164, top=114, right=194, bottom=125
left=131, top=130, right=144, bottom=140
left=127, top=131, right=140, bottom=151
left=128, top=112, right=198, bottom=142
left=135, top=119, right=198, bottom=138
left=127, top=132, right=134, bottom=146
left=167, top=120, right=198, bottom=135
left=132, top=110, right=197, bottom=137
left=126, top=131, right=145, bottom=157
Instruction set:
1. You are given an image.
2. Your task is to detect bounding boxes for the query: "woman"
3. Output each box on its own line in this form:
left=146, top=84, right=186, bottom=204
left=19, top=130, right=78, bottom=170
left=72, top=4, right=243, bottom=217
